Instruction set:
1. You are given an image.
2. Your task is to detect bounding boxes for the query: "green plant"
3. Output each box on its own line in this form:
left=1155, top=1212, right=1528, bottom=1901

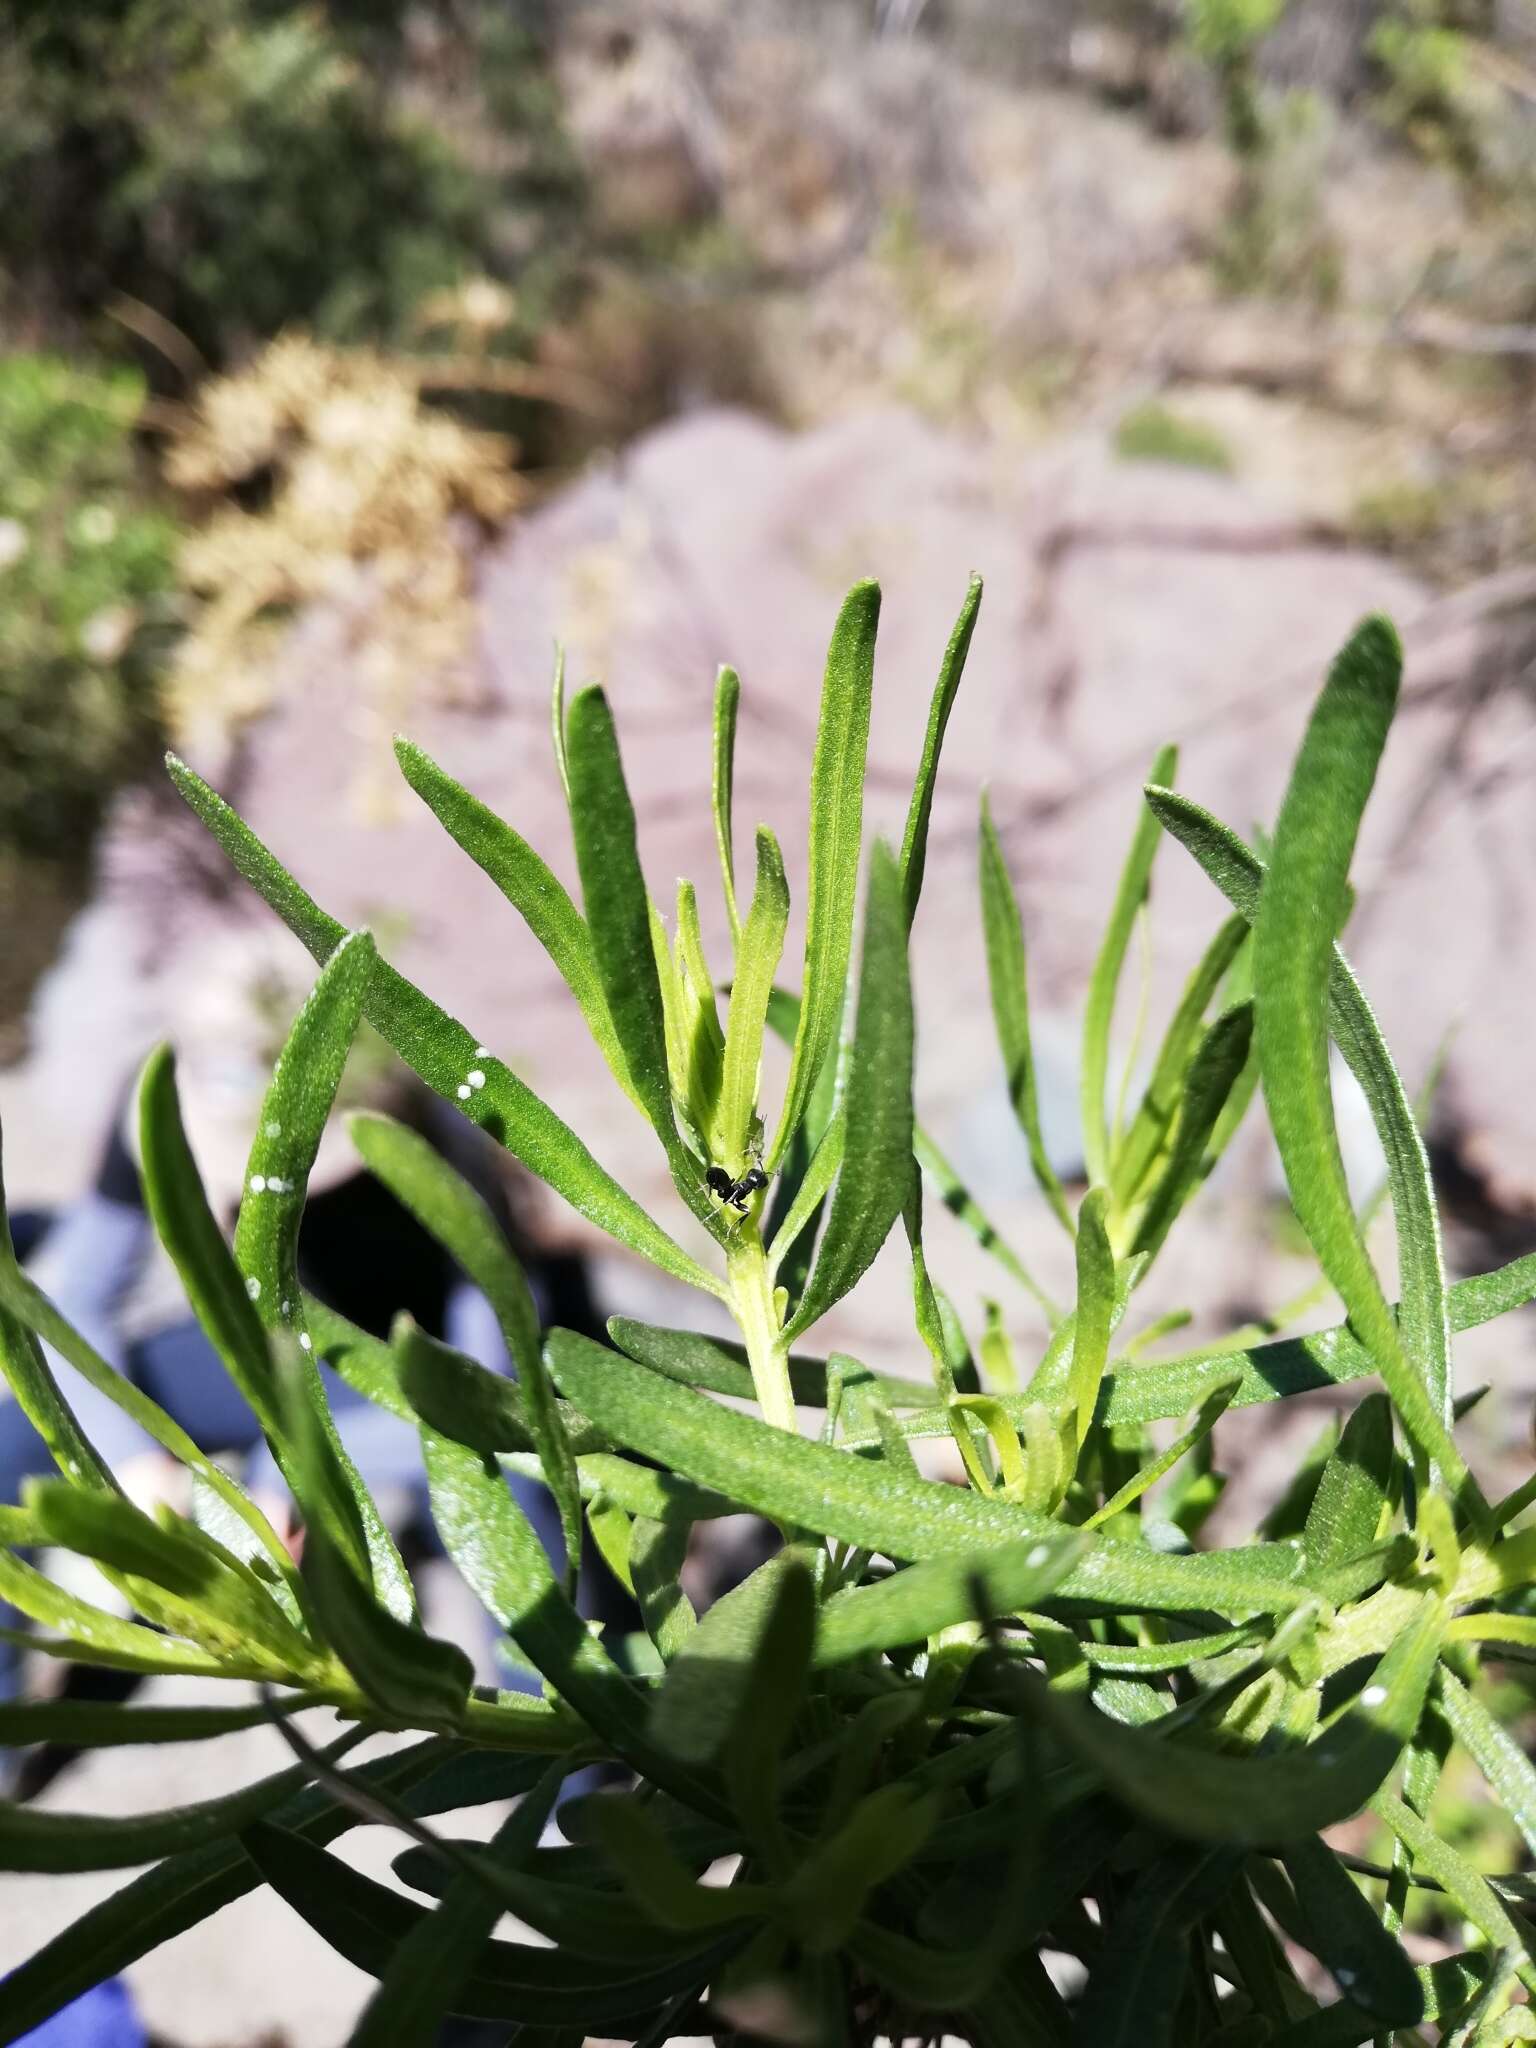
left=5, top=581, right=1536, bottom=2044
left=0, top=0, right=582, bottom=362
left=0, top=353, right=178, bottom=860
left=1115, top=399, right=1235, bottom=472
left=1185, top=0, right=1289, bottom=156
left=1369, top=4, right=1493, bottom=178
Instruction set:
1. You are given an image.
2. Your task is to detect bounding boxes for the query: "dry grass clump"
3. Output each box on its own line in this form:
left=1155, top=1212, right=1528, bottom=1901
left=163, top=333, right=523, bottom=785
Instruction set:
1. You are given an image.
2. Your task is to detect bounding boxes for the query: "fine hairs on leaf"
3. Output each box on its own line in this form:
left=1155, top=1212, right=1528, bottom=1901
left=2, top=587, right=1534, bottom=2048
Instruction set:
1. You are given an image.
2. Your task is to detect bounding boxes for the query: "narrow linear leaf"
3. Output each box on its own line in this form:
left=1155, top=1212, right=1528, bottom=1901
left=1149, top=768, right=1457, bottom=1454
left=768, top=1108, right=843, bottom=1284
left=1093, top=1255, right=1535, bottom=1430
left=767, top=578, right=881, bottom=1169
left=900, top=573, right=981, bottom=929
left=230, top=930, right=415, bottom=1620
left=139, top=1044, right=381, bottom=1596
left=550, top=642, right=570, bottom=801
left=1082, top=742, right=1178, bottom=1187
left=245, top=1821, right=734, bottom=2024
left=0, top=1737, right=481, bottom=2045
left=723, top=1554, right=816, bottom=1866
left=673, top=878, right=726, bottom=1152
left=913, top=1125, right=1058, bottom=1318
left=0, top=1736, right=357, bottom=1873
left=783, top=843, right=913, bottom=1341
left=0, top=1256, right=292, bottom=1581
left=1371, top=1790, right=1536, bottom=1996
left=565, top=687, right=722, bottom=1238
left=606, top=1315, right=924, bottom=1410
left=1437, top=1664, right=1536, bottom=1867
left=165, top=754, right=722, bottom=1296
left=1250, top=616, right=1471, bottom=1508
left=719, top=827, right=790, bottom=1169
left=25, top=1480, right=314, bottom=1672
left=815, top=1530, right=1085, bottom=1665
left=349, top=1110, right=582, bottom=1595
left=421, top=1425, right=721, bottom=1813
left=0, top=1696, right=311, bottom=1748
left=1066, top=1188, right=1115, bottom=1445
left=652, top=1549, right=803, bottom=1768
left=395, top=738, right=636, bottom=1108
left=630, top=1514, right=697, bottom=1663
left=713, top=663, right=742, bottom=943
left=1018, top=1597, right=1444, bottom=1845
left=1277, top=1837, right=1424, bottom=2023
left=0, top=1546, right=231, bottom=1678
left=1083, top=1375, right=1240, bottom=1530
left=979, top=791, right=1073, bottom=1230
left=278, top=1366, right=471, bottom=1728
left=0, top=1114, right=124, bottom=1500
left=1113, top=912, right=1249, bottom=1209
left=547, top=1328, right=1312, bottom=1617
left=1129, top=1000, right=1254, bottom=1264
left=349, top=1765, right=573, bottom=2048
left=1073, top=1845, right=1238, bottom=2048
left=1304, top=1392, right=1394, bottom=1569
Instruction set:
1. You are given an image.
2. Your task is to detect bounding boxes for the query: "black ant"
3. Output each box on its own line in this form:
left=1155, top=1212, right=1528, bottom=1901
left=706, top=1163, right=768, bottom=1213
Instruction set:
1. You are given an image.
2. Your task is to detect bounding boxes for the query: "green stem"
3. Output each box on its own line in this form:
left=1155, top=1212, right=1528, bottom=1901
left=728, top=1234, right=796, bottom=1432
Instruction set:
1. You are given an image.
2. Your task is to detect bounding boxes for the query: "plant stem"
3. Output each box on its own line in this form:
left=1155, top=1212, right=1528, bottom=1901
left=728, top=1233, right=796, bottom=1433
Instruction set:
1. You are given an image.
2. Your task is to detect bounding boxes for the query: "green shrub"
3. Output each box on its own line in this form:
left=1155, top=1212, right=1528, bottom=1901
left=0, top=353, right=177, bottom=859
left=1115, top=399, right=1235, bottom=471
left=0, top=0, right=581, bottom=361
left=5, top=581, right=1536, bottom=2043
left=1368, top=6, right=1493, bottom=179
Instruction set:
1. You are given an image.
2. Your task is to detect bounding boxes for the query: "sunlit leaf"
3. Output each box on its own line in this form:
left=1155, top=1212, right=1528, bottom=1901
left=712, top=663, right=742, bottom=943
left=900, top=574, right=981, bottom=930
left=1082, top=742, right=1178, bottom=1187
left=719, top=827, right=789, bottom=1172
left=767, top=579, right=880, bottom=1169
left=979, top=790, right=1072, bottom=1231
left=394, top=738, right=636, bottom=1107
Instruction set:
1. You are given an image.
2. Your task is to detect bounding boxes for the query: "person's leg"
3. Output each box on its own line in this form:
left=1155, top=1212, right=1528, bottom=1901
left=134, top=1321, right=269, bottom=1455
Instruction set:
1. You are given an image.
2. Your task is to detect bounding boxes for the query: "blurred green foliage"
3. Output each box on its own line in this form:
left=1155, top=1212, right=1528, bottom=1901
left=0, top=0, right=583, bottom=363
left=1115, top=400, right=1235, bottom=472
left=0, top=354, right=178, bottom=860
